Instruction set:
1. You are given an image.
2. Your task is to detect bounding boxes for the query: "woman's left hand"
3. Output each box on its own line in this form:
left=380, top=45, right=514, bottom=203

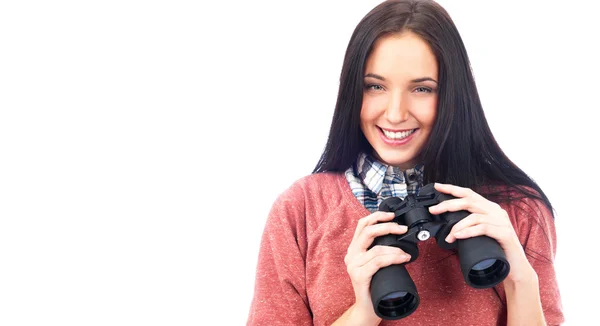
left=427, top=183, right=537, bottom=284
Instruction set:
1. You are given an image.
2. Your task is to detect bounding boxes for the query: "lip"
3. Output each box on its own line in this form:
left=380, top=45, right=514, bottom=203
left=380, top=127, right=417, bottom=133
left=378, top=127, right=418, bottom=146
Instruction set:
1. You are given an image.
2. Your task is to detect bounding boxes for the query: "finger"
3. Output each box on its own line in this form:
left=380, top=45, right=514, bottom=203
left=356, top=222, right=408, bottom=250
left=359, top=253, right=412, bottom=281
left=444, top=213, right=504, bottom=243
left=352, top=245, right=410, bottom=267
left=434, top=183, right=482, bottom=200
left=352, top=211, right=395, bottom=242
left=428, top=197, right=488, bottom=215
left=452, top=223, right=513, bottom=245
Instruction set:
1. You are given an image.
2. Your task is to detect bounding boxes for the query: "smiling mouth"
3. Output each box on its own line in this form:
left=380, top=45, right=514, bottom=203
left=379, top=127, right=417, bottom=140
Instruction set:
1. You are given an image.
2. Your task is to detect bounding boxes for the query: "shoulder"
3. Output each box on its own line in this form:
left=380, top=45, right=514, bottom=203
left=274, top=172, right=347, bottom=208
left=295, top=172, right=347, bottom=192
left=478, top=184, right=552, bottom=217
left=264, top=172, right=351, bottom=239
left=269, top=172, right=352, bottom=228
left=481, top=184, right=557, bottom=258
left=500, top=186, right=552, bottom=222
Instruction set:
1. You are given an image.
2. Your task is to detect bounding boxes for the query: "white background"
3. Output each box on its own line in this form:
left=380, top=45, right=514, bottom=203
left=0, top=0, right=598, bottom=325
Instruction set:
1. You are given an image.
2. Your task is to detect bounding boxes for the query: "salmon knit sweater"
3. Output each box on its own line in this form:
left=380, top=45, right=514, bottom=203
left=247, top=173, right=564, bottom=325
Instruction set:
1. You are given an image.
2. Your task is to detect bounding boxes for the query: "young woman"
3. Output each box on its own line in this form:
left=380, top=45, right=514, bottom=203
left=247, top=0, right=563, bottom=325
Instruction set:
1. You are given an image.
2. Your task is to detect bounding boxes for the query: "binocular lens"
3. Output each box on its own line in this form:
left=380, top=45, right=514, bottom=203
left=472, top=258, right=496, bottom=271
left=377, top=291, right=418, bottom=318
left=382, top=291, right=407, bottom=300
left=468, top=259, right=509, bottom=287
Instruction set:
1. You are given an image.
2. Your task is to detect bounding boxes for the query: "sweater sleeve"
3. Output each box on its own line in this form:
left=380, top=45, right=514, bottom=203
left=512, top=198, right=565, bottom=326
left=246, top=182, right=313, bottom=326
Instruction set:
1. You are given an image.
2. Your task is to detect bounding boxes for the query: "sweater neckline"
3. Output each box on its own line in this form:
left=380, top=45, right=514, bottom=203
left=335, top=173, right=374, bottom=217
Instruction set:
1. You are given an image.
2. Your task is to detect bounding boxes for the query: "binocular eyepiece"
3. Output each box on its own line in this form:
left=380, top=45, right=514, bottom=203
left=370, top=183, right=510, bottom=320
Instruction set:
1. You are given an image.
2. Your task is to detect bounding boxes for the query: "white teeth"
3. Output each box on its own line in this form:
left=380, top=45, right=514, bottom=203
left=382, top=128, right=416, bottom=140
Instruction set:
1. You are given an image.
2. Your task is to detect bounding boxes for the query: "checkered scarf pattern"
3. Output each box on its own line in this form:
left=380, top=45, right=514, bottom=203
left=345, top=152, right=424, bottom=212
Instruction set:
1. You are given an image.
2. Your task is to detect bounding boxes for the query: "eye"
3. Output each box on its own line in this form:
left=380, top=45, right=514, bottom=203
left=414, top=86, right=433, bottom=93
left=365, top=84, right=385, bottom=91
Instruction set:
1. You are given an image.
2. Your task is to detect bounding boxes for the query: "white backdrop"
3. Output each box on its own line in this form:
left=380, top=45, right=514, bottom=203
left=1, top=0, right=598, bottom=325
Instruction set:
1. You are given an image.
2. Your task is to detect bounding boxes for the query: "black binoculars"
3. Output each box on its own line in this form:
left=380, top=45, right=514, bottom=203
left=370, top=183, right=510, bottom=320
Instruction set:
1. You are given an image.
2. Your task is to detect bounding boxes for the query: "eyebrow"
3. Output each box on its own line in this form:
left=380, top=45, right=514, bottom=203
left=364, top=73, right=438, bottom=84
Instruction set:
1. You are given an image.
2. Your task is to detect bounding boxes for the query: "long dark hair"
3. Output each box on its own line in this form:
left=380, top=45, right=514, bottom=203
left=312, top=0, right=553, bottom=215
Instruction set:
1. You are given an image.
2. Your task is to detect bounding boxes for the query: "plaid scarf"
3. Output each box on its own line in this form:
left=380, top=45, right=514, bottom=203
left=345, top=152, right=424, bottom=212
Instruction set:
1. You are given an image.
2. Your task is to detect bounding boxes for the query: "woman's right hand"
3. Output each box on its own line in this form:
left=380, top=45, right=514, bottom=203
left=343, top=211, right=411, bottom=324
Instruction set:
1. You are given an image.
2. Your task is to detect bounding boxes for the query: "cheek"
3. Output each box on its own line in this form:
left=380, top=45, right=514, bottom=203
left=360, top=101, right=374, bottom=124
left=360, top=96, right=385, bottom=123
left=411, top=98, right=437, bottom=128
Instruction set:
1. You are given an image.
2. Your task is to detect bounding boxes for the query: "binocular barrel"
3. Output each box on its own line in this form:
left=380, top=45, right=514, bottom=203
left=370, top=264, right=419, bottom=319
left=371, top=235, right=509, bottom=319
left=458, top=236, right=510, bottom=288
left=370, top=189, right=510, bottom=320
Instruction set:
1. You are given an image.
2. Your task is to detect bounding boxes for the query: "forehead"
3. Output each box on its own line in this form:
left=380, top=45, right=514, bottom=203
left=365, top=32, right=438, bottom=78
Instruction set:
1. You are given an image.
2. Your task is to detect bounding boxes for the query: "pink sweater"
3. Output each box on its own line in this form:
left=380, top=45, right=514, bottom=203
left=247, top=173, right=564, bottom=325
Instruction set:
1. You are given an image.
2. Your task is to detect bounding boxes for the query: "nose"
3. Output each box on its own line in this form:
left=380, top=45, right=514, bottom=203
left=385, top=90, right=409, bottom=123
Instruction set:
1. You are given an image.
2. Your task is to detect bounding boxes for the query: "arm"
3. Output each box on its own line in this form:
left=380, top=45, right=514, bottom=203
left=331, top=212, right=411, bottom=326
left=331, top=304, right=381, bottom=326
left=432, top=184, right=564, bottom=326
left=505, top=198, right=564, bottom=326
left=246, top=185, right=313, bottom=326
left=504, top=269, right=545, bottom=326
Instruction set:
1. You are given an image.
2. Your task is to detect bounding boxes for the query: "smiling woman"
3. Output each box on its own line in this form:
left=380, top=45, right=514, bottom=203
left=360, top=32, right=438, bottom=170
left=246, top=0, right=564, bottom=325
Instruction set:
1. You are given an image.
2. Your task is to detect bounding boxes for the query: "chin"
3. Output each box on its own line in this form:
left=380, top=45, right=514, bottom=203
left=374, top=150, right=418, bottom=169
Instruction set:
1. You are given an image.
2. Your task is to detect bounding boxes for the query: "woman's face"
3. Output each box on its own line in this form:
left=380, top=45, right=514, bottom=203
left=360, top=32, right=438, bottom=170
